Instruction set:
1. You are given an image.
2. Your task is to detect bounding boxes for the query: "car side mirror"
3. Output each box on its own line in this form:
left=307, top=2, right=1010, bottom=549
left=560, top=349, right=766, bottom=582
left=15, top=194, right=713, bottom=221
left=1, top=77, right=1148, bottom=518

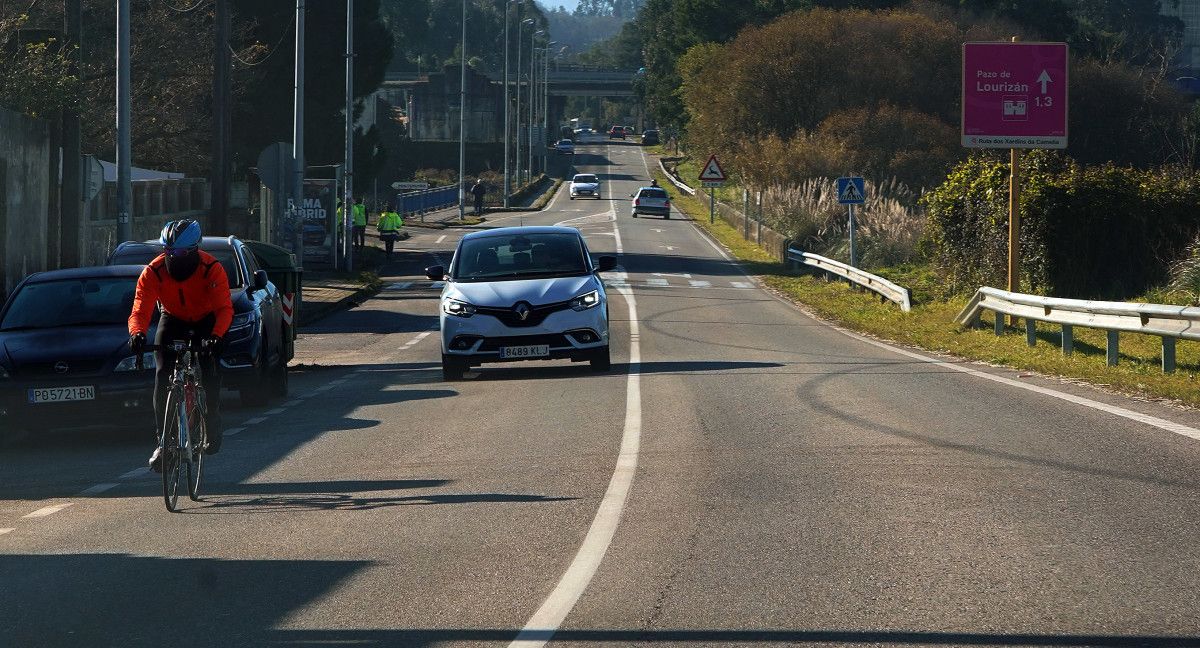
left=425, top=265, right=445, bottom=281
left=254, top=270, right=269, bottom=291
left=595, top=256, right=617, bottom=273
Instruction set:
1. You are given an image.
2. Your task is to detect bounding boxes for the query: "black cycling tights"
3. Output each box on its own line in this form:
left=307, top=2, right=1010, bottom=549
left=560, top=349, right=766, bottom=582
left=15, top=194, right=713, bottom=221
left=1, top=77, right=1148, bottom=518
left=153, top=313, right=222, bottom=447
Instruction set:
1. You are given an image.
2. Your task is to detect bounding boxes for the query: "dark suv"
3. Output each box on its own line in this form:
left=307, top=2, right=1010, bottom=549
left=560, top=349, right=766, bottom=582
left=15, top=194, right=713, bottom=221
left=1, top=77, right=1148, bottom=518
left=107, top=236, right=289, bottom=405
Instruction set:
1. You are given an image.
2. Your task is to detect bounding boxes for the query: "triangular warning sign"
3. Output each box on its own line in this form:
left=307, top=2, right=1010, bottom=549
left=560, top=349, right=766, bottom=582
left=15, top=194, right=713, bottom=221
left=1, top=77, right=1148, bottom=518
left=841, top=182, right=862, bottom=202
left=698, top=155, right=726, bottom=182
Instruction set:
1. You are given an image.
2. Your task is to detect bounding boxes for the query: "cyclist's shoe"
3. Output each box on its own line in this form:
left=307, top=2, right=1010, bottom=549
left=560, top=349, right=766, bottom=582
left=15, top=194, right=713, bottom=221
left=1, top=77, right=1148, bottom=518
left=204, top=431, right=222, bottom=456
left=149, top=447, right=165, bottom=473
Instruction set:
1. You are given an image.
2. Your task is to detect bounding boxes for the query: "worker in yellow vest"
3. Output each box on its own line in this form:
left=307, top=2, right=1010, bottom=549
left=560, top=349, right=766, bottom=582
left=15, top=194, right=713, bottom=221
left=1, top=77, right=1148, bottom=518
left=377, top=203, right=404, bottom=258
left=352, top=197, right=368, bottom=251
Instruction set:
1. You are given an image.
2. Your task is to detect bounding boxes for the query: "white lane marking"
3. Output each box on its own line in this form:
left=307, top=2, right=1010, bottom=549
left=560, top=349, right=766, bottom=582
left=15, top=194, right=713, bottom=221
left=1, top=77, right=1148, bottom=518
left=264, top=407, right=286, bottom=416
left=387, top=282, right=413, bottom=291
left=654, top=272, right=690, bottom=279
left=23, top=503, right=73, bottom=518
left=660, top=245, right=676, bottom=251
left=79, top=483, right=118, bottom=496
left=0, top=528, right=12, bottom=536
left=436, top=234, right=447, bottom=244
left=119, top=467, right=148, bottom=480
left=402, top=331, right=435, bottom=349
left=510, top=198, right=642, bottom=648
left=329, top=378, right=349, bottom=386
left=243, top=416, right=267, bottom=425
left=731, top=281, right=754, bottom=289
left=224, top=426, right=246, bottom=437
left=645, top=278, right=669, bottom=287
left=688, top=280, right=712, bottom=288
left=430, top=281, right=446, bottom=289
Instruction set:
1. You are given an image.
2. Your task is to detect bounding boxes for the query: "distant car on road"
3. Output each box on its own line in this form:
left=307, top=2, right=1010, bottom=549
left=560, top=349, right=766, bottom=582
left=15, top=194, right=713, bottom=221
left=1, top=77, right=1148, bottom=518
left=107, top=236, right=289, bottom=405
left=427, top=226, right=617, bottom=380
left=569, top=173, right=601, bottom=200
left=555, top=139, right=575, bottom=155
left=608, top=127, right=625, bottom=140
left=631, top=186, right=671, bottom=219
left=641, top=129, right=660, bottom=146
left=0, top=265, right=155, bottom=432
left=622, top=126, right=635, bottom=136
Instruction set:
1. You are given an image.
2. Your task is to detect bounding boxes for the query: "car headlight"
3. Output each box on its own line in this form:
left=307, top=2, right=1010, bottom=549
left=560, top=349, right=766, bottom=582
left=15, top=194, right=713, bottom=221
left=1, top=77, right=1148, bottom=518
left=114, top=353, right=156, bottom=372
left=443, top=299, right=477, bottom=318
left=570, top=290, right=600, bottom=311
left=228, top=312, right=255, bottom=331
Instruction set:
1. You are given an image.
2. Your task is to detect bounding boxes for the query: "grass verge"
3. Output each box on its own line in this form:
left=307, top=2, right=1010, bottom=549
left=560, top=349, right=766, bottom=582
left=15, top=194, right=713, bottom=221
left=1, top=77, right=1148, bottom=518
left=652, top=166, right=1200, bottom=407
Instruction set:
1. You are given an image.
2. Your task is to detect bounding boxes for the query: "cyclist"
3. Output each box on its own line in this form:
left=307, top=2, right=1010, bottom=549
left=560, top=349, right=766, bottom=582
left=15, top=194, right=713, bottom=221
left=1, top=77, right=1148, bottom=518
left=127, top=220, right=233, bottom=472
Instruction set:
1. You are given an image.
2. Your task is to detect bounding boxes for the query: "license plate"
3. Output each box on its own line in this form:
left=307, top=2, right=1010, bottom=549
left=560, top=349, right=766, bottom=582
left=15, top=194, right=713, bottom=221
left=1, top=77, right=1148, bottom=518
left=500, top=345, right=550, bottom=359
left=28, top=385, right=96, bottom=404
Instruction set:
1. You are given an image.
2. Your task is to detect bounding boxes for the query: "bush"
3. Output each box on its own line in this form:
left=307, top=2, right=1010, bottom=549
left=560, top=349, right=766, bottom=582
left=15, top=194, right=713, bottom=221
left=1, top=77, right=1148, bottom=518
left=923, top=151, right=1200, bottom=298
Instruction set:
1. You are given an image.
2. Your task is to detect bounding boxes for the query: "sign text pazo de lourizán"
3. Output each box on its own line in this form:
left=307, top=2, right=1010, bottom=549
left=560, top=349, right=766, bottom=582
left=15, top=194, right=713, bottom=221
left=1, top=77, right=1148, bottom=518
left=962, top=42, right=1068, bottom=149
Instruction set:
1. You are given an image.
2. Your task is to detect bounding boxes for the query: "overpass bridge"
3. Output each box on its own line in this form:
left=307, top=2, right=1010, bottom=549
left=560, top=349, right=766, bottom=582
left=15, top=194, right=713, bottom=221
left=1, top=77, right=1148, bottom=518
left=384, top=64, right=638, bottom=98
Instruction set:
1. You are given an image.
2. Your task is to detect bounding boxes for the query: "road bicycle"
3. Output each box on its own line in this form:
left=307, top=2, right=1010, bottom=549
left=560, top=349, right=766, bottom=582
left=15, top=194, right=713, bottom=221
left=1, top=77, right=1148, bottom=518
left=141, top=340, right=209, bottom=512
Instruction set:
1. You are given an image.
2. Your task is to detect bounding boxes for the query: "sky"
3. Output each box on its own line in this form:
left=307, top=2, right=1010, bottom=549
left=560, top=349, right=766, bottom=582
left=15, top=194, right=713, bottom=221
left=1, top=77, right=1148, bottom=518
left=542, top=1, right=580, bottom=11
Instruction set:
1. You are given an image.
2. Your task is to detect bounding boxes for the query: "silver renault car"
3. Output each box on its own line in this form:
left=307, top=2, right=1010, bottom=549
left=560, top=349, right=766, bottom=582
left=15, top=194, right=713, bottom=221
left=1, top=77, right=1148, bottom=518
left=426, top=226, right=617, bottom=380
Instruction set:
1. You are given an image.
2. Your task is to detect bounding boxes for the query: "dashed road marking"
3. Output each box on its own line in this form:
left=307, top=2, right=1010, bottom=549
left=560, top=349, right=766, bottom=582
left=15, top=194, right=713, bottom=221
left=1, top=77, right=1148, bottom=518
left=224, top=426, right=246, bottom=437
left=731, top=281, right=754, bottom=289
left=23, top=503, right=73, bottom=519
left=243, top=416, right=267, bottom=425
left=264, top=407, right=286, bottom=416
left=646, top=278, right=669, bottom=287
left=119, top=467, right=148, bottom=480
left=436, top=234, right=447, bottom=244
left=79, top=483, right=118, bottom=496
left=688, top=280, right=712, bottom=288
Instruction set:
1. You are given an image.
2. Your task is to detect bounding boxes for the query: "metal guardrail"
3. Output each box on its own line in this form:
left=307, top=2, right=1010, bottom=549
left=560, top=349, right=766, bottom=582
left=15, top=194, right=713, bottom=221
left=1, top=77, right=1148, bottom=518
left=956, top=287, right=1200, bottom=373
left=658, top=159, right=696, bottom=196
left=787, top=248, right=911, bottom=312
left=397, top=186, right=458, bottom=221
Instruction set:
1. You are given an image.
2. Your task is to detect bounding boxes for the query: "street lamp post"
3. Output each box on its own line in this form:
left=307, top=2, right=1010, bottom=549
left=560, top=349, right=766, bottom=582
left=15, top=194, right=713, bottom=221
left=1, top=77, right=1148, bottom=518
left=529, top=30, right=543, bottom=183
left=543, top=44, right=556, bottom=152
left=458, top=0, right=467, bottom=219
left=503, top=1, right=518, bottom=208
left=517, top=17, right=533, bottom=189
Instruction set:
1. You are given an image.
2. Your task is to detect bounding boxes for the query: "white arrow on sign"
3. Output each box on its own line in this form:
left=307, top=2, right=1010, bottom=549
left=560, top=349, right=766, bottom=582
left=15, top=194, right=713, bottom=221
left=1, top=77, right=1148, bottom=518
left=1037, top=69, right=1052, bottom=94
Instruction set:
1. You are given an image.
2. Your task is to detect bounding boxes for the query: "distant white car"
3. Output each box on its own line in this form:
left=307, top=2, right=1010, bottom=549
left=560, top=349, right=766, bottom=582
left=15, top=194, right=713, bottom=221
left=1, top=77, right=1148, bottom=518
left=631, top=186, right=671, bottom=219
left=569, top=173, right=601, bottom=200
left=428, top=226, right=617, bottom=380
left=556, top=139, right=575, bottom=155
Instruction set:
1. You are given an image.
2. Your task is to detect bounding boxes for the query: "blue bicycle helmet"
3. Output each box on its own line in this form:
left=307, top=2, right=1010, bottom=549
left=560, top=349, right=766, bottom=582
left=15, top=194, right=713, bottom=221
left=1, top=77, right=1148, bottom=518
left=159, top=219, right=201, bottom=253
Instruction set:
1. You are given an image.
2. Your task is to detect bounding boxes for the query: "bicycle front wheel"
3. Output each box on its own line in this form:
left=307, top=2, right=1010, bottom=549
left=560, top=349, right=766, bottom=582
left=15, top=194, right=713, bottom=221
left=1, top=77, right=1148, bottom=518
left=186, top=396, right=205, bottom=501
left=161, top=388, right=184, bottom=512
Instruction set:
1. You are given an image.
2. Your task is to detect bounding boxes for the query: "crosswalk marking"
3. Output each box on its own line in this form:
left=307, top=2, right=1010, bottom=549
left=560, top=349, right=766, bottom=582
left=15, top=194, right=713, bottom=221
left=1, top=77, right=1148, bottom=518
left=646, top=278, right=670, bottom=287
left=688, top=280, right=711, bottom=288
left=731, top=281, right=753, bottom=289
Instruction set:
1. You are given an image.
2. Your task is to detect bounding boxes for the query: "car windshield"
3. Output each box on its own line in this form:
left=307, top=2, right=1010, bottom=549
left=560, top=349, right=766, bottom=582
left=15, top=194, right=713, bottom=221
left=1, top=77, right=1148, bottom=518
left=558, top=140, right=573, bottom=145
left=639, top=188, right=668, bottom=199
left=574, top=175, right=598, bottom=184
left=109, top=246, right=244, bottom=288
left=453, top=233, right=588, bottom=282
left=0, top=278, right=137, bottom=331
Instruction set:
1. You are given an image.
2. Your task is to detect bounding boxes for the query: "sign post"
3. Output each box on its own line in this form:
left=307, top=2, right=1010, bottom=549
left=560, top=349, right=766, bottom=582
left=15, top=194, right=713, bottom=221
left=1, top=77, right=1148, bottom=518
left=837, top=176, right=866, bottom=267
left=963, top=39, right=1068, bottom=318
left=698, top=154, right=727, bottom=225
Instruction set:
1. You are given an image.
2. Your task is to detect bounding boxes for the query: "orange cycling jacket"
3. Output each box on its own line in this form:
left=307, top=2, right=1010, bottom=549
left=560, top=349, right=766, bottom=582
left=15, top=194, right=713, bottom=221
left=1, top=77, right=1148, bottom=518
left=128, top=251, right=234, bottom=337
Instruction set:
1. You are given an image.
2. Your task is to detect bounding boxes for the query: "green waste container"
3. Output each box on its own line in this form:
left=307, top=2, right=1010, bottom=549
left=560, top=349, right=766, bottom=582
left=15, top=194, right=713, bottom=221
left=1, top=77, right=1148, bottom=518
left=244, top=240, right=302, bottom=363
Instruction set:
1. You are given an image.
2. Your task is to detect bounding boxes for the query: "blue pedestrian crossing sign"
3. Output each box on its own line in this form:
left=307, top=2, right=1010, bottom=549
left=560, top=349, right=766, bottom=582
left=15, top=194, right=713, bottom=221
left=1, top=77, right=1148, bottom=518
left=837, top=177, right=866, bottom=205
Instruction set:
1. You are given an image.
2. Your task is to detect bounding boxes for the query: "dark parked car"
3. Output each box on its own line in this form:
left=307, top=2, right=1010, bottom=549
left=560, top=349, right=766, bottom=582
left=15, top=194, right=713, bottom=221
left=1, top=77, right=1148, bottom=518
left=608, top=127, right=625, bottom=140
left=107, top=236, right=288, bottom=405
left=641, top=129, right=660, bottom=146
left=0, top=266, right=156, bottom=431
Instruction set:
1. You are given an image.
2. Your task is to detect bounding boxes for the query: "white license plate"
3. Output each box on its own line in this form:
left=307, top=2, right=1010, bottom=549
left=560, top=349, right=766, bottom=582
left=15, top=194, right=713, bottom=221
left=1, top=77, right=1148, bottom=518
left=500, top=345, right=550, bottom=359
left=28, top=385, right=96, bottom=404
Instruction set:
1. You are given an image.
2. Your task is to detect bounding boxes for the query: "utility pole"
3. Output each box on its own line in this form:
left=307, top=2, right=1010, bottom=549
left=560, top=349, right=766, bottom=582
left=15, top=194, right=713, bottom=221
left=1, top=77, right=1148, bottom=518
left=61, top=0, right=82, bottom=266
left=211, top=0, right=231, bottom=236
left=344, top=0, right=355, bottom=271
left=517, top=17, right=532, bottom=189
left=115, top=0, right=132, bottom=243
left=503, top=0, right=512, bottom=208
left=292, top=0, right=306, bottom=260
left=529, top=30, right=541, bottom=181
left=458, top=0, right=467, bottom=219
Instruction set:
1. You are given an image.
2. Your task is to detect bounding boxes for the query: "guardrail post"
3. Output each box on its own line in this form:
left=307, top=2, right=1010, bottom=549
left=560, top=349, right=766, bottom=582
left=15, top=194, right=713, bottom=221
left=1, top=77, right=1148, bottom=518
left=993, top=310, right=1004, bottom=336
left=1025, top=318, right=1037, bottom=347
left=1061, top=325, right=1073, bottom=356
left=1162, top=336, right=1177, bottom=374
left=1106, top=330, right=1120, bottom=367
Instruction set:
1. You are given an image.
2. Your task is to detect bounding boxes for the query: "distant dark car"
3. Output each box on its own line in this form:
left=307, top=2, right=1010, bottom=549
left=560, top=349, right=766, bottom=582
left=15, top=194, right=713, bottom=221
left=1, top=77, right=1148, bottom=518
left=608, top=127, right=625, bottom=140
left=0, top=265, right=156, bottom=431
left=641, top=130, right=660, bottom=146
left=107, top=236, right=288, bottom=406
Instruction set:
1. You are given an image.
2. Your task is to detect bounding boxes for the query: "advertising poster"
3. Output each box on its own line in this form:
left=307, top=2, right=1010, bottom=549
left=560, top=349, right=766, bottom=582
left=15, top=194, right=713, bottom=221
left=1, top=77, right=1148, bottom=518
left=283, top=179, right=337, bottom=268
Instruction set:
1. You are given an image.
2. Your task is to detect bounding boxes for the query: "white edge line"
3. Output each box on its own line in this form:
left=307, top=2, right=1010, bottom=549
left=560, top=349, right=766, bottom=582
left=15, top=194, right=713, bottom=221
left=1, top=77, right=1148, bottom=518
left=0, top=528, right=13, bottom=536
left=509, top=196, right=641, bottom=648
left=264, top=408, right=286, bottom=416
left=22, top=503, right=73, bottom=518
left=224, top=426, right=246, bottom=437
left=119, top=467, right=148, bottom=480
left=79, top=483, right=118, bottom=496
left=243, top=416, right=267, bottom=425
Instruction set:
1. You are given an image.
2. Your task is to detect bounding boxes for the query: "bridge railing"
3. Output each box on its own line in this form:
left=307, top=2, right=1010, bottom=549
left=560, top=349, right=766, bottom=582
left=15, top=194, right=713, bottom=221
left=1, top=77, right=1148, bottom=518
left=397, top=186, right=458, bottom=221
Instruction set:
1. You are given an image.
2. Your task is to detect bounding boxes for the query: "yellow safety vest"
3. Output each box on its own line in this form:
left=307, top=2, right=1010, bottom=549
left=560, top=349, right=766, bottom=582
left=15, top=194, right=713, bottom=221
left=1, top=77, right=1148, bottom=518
left=378, top=211, right=403, bottom=233
left=352, top=204, right=367, bottom=227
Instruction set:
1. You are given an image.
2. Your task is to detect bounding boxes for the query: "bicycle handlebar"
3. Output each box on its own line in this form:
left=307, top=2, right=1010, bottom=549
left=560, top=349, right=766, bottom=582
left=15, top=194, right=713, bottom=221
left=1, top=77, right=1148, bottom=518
left=135, top=340, right=214, bottom=370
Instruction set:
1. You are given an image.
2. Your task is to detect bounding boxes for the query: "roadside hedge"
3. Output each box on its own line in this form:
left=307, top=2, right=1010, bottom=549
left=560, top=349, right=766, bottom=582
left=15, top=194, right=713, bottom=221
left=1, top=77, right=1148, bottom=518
left=923, top=151, right=1200, bottom=299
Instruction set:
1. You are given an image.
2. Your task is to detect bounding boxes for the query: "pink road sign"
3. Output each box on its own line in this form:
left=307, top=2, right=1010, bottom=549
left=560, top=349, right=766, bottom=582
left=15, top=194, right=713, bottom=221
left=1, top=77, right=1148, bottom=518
left=962, top=42, right=1068, bottom=149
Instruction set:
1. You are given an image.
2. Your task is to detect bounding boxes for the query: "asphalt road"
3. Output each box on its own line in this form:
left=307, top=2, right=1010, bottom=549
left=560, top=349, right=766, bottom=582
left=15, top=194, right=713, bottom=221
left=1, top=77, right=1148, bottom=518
left=4, top=137, right=1200, bottom=647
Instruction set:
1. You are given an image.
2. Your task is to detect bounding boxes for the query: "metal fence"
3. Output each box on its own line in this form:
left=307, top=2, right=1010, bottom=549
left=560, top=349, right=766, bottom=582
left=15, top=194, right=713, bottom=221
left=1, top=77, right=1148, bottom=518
left=788, top=248, right=912, bottom=312
left=956, top=287, right=1200, bottom=373
left=397, top=186, right=458, bottom=221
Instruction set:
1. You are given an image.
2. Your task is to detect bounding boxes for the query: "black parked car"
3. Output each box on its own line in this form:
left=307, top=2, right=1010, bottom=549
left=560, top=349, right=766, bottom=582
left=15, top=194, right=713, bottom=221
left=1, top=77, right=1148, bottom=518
left=0, top=265, right=156, bottom=431
left=107, top=236, right=288, bottom=406
left=641, top=129, right=660, bottom=146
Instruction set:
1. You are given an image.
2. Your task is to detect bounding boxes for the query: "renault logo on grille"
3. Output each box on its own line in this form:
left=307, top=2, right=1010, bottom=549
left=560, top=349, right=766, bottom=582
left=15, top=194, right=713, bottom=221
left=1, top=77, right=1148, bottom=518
left=513, top=302, right=531, bottom=321
left=54, top=361, right=70, bottom=374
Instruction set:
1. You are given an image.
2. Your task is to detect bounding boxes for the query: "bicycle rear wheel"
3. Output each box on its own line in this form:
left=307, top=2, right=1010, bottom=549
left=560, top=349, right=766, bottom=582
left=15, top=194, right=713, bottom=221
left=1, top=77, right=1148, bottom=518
left=161, top=389, right=184, bottom=512
left=186, top=390, right=206, bottom=501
